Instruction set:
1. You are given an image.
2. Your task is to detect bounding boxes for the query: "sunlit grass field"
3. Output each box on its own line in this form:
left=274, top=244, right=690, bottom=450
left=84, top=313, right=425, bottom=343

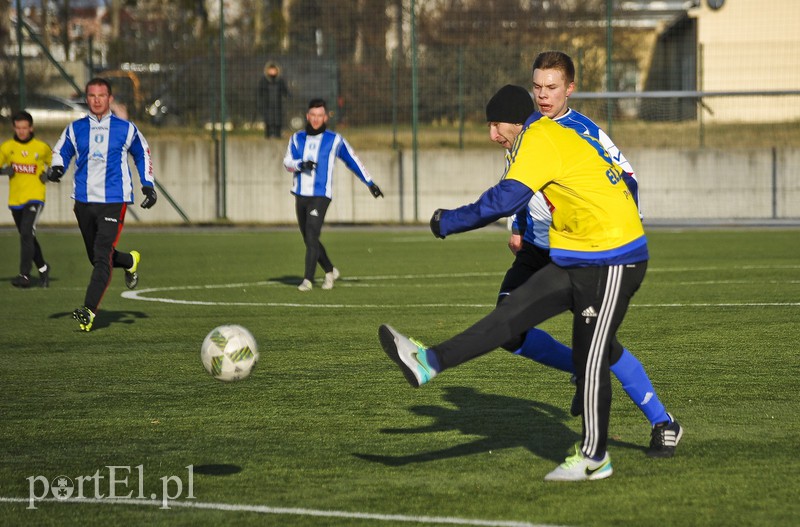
left=1, top=226, right=798, bottom=526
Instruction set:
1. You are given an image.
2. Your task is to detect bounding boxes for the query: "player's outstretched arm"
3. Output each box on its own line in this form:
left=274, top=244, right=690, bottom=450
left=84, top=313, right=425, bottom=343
left=433, top=179, right=533, bottom=239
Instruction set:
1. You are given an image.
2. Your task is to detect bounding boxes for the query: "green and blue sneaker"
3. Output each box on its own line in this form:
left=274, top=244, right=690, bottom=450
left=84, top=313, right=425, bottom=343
left=378, top=324, right=438, bottom=388
left=544, top=442, right=613, bottom=482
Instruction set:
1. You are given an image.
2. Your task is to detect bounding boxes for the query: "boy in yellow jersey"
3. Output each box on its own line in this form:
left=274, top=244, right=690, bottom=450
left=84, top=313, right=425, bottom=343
left=379, top=85, right=653, bottom=481
left=0, top=111, right=52, bottom=288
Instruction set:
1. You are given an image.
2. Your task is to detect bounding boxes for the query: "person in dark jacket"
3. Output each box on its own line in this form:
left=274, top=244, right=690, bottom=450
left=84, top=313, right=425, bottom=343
left=257, top=62, right=290, bottom=139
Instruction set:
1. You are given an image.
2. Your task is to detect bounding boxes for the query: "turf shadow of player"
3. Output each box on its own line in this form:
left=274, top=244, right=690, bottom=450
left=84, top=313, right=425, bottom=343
left=49, top=309, right=149, bottom=331
left=354, top=386, right=640, bottom=466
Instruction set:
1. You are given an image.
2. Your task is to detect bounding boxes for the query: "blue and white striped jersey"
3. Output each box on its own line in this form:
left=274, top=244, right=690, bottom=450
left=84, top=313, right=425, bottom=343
left=283, top=130, right=372, bottom=198
left=514, top=108, right=639, bottom=249
left=557, top=109, right=636, bottom=177
left=52, top=112, right=154, bottom=204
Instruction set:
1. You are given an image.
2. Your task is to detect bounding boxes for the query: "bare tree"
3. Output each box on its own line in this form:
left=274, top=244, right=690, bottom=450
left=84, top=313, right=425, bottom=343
left=58, top=0, right=71, bottom=60
left=0, top=0, right=10, bottom=54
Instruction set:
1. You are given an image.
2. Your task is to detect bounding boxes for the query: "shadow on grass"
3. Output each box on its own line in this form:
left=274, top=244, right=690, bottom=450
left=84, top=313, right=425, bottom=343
left=49, top=309, right=149, bottom=331
left=4, top=275, right=55, bottom=287
left=268, top=274, right=363, bottom=287
left=269, top=275, right=305, bottom=287
left=354, top=386, right=641, bottom=465
left=193, top=464, right=242, bottom=476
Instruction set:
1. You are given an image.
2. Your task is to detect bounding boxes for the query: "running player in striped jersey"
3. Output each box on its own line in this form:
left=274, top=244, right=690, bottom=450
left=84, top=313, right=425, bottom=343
left=50, top=78, right=158, bottom=331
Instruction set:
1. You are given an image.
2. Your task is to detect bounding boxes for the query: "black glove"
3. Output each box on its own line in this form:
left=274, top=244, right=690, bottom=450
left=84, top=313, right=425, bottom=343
left=299, top=160, right=317, bottom=171
left=0, top=165, right=13, bottom=177
left=141, top=186, right=158, bottom=209
left=430, top=208, right=447, bottom=239
left=48, top=166, right=64, bottom=182
left=369, top=183, right=384, bottom=199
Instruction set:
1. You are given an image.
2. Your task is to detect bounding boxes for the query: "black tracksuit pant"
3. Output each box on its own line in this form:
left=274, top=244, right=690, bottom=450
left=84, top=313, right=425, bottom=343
left=431, top=260, right=648, bottom=458
left=12, top=202, right=46, bottom=276
left=74, top=202, right=135, bottom=313
left=294, top=195, right=334, bottom=281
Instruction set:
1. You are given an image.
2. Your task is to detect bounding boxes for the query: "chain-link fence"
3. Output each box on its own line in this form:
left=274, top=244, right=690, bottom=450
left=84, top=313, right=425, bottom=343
left=0, top=0, right=800, bottom=142
left=2, top=1, right=800, bottom=224
left=5, top=2, right=800, bottom=138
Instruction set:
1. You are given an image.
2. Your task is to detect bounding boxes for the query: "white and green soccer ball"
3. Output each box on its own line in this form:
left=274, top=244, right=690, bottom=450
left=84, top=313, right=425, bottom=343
left=200, top=325, right=259, bottom=381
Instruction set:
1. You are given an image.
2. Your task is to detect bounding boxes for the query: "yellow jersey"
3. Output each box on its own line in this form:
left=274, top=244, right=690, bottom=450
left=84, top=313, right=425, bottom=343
left=0, top=135, right=52, bottom=209
left=505, top=115, right=646, bottom=265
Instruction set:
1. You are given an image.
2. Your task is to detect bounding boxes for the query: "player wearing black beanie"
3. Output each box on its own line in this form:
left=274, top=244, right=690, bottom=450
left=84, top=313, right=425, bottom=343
left=485, top=84, right=535, bottom=123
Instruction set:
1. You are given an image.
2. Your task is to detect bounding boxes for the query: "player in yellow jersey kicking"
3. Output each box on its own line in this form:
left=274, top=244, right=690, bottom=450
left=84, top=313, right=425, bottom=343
left=379, top=85, right=663, bottom=482
left=0, top=111, right=53, bottom=288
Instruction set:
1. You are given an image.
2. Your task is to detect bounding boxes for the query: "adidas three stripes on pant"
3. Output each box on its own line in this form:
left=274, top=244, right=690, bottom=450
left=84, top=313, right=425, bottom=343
left=431, top=260, right=648, bottom=458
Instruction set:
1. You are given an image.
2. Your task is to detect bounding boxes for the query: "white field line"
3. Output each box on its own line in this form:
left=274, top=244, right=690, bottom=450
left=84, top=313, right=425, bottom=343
left=0, top=497, right=561, bottom=527
left=120, top=270, right=800, bottom=309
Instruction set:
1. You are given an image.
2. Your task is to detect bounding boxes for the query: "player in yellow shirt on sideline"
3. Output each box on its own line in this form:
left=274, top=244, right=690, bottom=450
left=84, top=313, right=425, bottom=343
left=379, top=85, right=659, bottom=482
left=0, top=111, right=53, bottom=288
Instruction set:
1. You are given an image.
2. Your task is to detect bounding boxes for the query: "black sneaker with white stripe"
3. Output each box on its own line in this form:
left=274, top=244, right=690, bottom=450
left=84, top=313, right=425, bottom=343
left=647, top=412, right=683, bottom=458
left=11, top=274, right=31, bottom=288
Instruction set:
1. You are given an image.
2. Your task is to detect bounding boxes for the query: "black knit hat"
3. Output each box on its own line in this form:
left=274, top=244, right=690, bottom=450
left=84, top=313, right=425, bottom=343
left=485, top=84, right=535, bottom=124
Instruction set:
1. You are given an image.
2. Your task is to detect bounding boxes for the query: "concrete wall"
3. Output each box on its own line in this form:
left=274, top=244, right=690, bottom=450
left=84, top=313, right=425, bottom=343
left=2, top=137, right=798, bottom=226
left=632, top=147, right=799, bottom=219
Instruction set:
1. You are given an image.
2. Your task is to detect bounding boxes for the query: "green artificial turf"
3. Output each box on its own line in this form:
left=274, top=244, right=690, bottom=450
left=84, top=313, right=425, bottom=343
left=1, top=226, right=798, bottom=526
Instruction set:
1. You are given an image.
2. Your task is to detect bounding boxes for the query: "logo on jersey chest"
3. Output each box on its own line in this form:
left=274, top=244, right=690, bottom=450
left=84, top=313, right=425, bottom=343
left=91, top=129, right=107, bottom=160
left=12, top=162, right=36, bottom=174
left=304, top=136, right=322, bottom=160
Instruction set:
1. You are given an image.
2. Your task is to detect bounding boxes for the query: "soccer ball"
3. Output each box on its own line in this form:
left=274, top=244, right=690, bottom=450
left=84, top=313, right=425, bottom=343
left=200, top=325, right=259, bottom=381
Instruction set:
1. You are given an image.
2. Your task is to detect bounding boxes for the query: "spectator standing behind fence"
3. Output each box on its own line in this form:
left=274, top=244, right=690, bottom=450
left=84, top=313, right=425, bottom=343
left=49, top=77, right=158, bottom=332
left=0, top=111, right=53, bottom=288
left=283, top=98, right=384, bottom=292
left=257, top=62, right=290, bottom=139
